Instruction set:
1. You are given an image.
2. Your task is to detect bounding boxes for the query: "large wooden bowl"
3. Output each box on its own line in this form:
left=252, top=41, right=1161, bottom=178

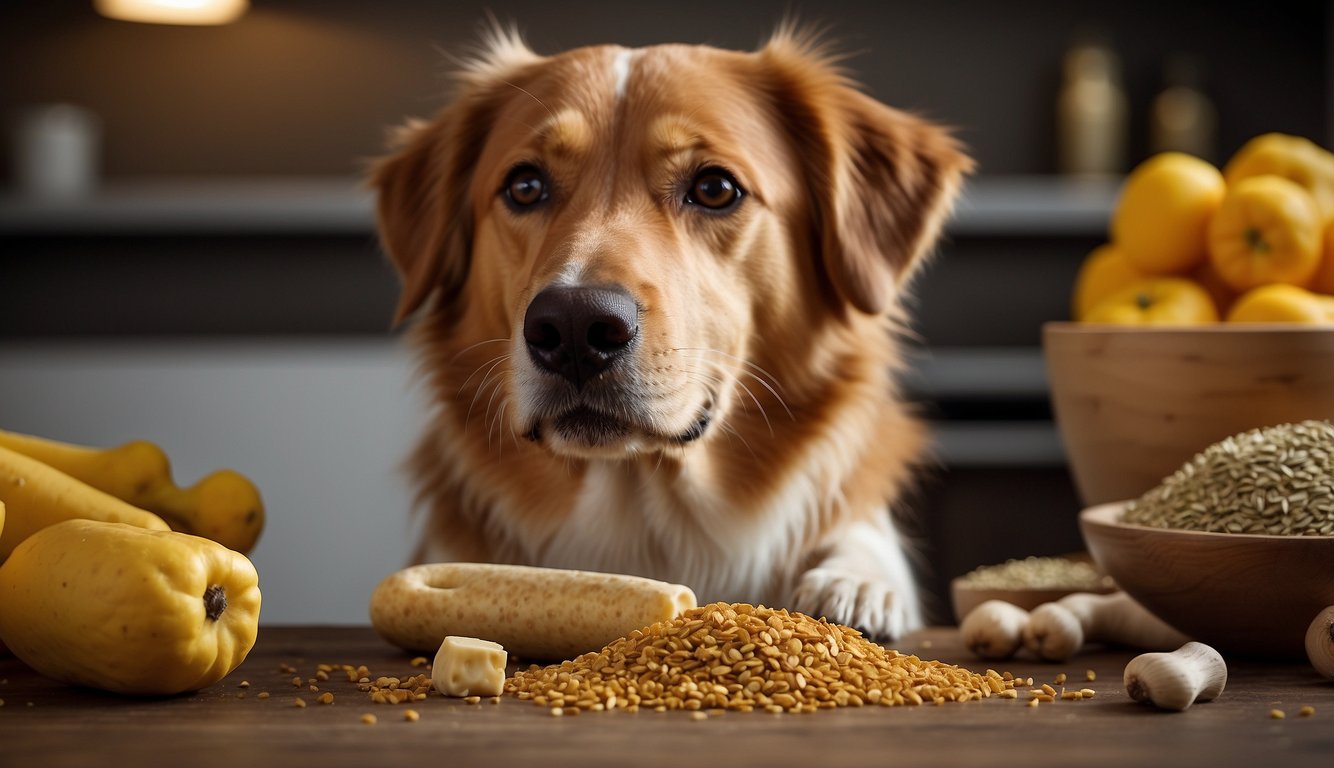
left=1080, top=502, right=1334, bottom=658
left=1043, top=323, right=1334, bottom=506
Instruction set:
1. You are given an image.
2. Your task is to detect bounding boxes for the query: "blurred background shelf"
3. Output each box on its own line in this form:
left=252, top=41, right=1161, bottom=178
left=0, top=174, right=1119, bottom=236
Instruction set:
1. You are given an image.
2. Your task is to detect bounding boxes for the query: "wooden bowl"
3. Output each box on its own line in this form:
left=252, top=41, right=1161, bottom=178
left=949, top=553, right=1116, bottom=623
left=1043, top=323, right=1334, bottom=506
left=1080, top=502, right=1334, bottom=658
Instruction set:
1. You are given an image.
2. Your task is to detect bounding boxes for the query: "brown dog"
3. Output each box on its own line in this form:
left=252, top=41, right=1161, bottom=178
left=372, top=26, right=971, bottom=639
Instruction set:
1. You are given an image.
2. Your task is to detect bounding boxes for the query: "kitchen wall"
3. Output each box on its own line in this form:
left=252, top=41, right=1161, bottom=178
left=1, top=0, right=1326, bottom=181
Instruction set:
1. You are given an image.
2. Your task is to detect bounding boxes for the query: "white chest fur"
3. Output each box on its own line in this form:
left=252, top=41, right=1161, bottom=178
left=535, top=459, right=814, bottom=606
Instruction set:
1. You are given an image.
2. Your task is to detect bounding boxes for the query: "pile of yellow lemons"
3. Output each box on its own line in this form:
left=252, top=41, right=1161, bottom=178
left=1074, top=133, right=1334, bottom=325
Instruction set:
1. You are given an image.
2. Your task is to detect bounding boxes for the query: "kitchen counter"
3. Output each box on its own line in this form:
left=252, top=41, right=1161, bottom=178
left=1, top=626, right=1328, bottom=767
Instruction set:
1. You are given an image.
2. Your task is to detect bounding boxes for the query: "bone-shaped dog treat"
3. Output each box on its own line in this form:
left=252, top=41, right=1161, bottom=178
left=370, top=562, right=697, bottom=660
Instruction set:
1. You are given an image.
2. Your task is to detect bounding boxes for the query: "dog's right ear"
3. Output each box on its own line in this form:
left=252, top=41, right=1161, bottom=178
left=372, top=27, right=540, bottom=326
left=371, top=118, right=464, bottom=326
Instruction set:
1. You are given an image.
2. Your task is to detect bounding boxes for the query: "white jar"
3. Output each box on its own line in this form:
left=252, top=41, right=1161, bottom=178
left=12, top=103, right=101, bottom=199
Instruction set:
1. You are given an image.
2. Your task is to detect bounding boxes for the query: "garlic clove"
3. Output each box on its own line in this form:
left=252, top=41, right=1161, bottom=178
left=1124, top=642, right=1227, bottom=711
left=960, top=600, right=1030, bottom=660
left=1023, top=603, right=1084, bottom=661
left=1306, top=606, right=1334, bottom=680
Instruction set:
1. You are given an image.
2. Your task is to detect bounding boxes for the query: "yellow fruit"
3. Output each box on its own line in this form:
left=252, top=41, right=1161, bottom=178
left=0, top=445, right=169, bottom=561
left=0, top=430, right=265, bottom=554
left=1112, top=152, right=1226, bottom=275
left=1072, top=244, right=1146, bottom=320
left=1314, top=220, right=1334, bottom=294
left=0, top=519, right=260, bottom=695
left=1224, top=132, right=1334, bottom=221
left=1208, top=175, right=1323, bottom=291
left=1083, top=277, right=1220, bottom=326
left=1226, top=284, right=1334, bottom=324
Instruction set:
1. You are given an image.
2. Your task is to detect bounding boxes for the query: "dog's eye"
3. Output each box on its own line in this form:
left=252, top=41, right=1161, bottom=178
left=686, top=168, right=743, bottom=210
left=504, top=165, right=549, bottom=209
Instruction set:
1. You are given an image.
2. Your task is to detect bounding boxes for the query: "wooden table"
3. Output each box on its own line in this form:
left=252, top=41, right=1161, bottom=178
left=0, top=626, right=1329, bottom=767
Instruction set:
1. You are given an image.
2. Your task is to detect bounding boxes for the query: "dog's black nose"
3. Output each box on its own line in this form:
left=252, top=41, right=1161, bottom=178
left=523, top=285, right=638, bottom=388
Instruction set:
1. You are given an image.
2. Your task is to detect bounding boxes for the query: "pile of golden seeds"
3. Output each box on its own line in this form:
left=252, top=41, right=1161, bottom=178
left=1122, top=420, right=1334, bottom=536
left=957, top=556, right=1114, bottom=591
left=505, top=602, right=1019, bottom=714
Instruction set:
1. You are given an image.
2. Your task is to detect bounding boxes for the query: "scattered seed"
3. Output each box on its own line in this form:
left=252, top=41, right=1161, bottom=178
left=464, top=696, right=481, bottom=705
left=1270, top=709, right=1286, bottom=719
left=257, top=692, right=270, bottom=700
left=238, top=680, right=250, bottom=689
left=361, top=713, right=377, bottom=725
left=1054, top=673, right=1067, bottom=685
left=318, top=692, right=334, bottom=705
left=1298, top=706, right=1315, bottom=717
left=293, top=698, right=307, bottom=709
left=404, top=709, right=420, bottom=722
left=1086, top=670, right=1097, bottom=682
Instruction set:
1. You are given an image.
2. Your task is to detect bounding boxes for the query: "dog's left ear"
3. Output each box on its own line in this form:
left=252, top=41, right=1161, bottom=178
left=761, top=42, right=974, bottom=315
left=821, top=93, right=974, bottom=314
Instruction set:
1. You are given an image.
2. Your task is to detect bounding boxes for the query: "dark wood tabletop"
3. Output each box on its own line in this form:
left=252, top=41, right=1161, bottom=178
left=0, top=625, right=1329, bottom=767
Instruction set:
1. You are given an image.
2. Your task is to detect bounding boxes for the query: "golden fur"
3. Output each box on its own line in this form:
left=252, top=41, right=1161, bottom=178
left=372, top=27, right=971, bottom=638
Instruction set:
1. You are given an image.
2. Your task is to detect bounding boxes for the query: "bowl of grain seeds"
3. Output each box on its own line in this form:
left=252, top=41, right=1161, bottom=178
left=950, top=555, right=1117, bottom=623
left=1080, top=421, right=1334, bottom=658
left=1044, top=323, right=1334, bottom=506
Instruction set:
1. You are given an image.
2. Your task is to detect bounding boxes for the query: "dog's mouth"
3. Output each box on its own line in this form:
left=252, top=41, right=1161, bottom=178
left=524, top=402, right=713, bottom=456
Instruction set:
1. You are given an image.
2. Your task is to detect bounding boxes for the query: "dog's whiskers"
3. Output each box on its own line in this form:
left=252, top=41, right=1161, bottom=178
left=465, top=356, right=511, bottom=432
left=458, top=352, right=512, bottom=396
left=448, top=337, right=510, bottom=368
left=674, top=348, right=794, bottom=422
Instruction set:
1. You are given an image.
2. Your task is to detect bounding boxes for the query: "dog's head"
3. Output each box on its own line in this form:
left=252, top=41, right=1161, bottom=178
left=374, top=28, right=971, bottom=461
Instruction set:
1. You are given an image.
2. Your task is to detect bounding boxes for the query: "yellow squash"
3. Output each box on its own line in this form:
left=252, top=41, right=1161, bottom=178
left=1207, top=175, right=1323, bottom=291
left=1224, top=132, right=1334, bottom=220
left=1227, top=284, right=1334, bottom=324
left=0, top=430, right=264, bottom=554
left=1083, top=277, right=1219, bottom=326
left=0, top=519, right=261, bottom=695
left=1111, top=152, right=1226, bottom=275
left=0, top=445, right=169, bottom=561
left=1071, top=244, right=1145, bottom=320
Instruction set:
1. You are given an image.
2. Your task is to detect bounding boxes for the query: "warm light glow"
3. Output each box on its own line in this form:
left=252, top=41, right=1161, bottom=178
left=94, top=0, right=248, bottom=25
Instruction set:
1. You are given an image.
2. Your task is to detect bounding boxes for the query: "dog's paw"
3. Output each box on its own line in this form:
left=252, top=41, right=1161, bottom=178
left=790, top=567, right=917, bottom=641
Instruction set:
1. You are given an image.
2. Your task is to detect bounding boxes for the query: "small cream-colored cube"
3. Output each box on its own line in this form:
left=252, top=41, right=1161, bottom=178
left=433, top=636, right=507, bottom=697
